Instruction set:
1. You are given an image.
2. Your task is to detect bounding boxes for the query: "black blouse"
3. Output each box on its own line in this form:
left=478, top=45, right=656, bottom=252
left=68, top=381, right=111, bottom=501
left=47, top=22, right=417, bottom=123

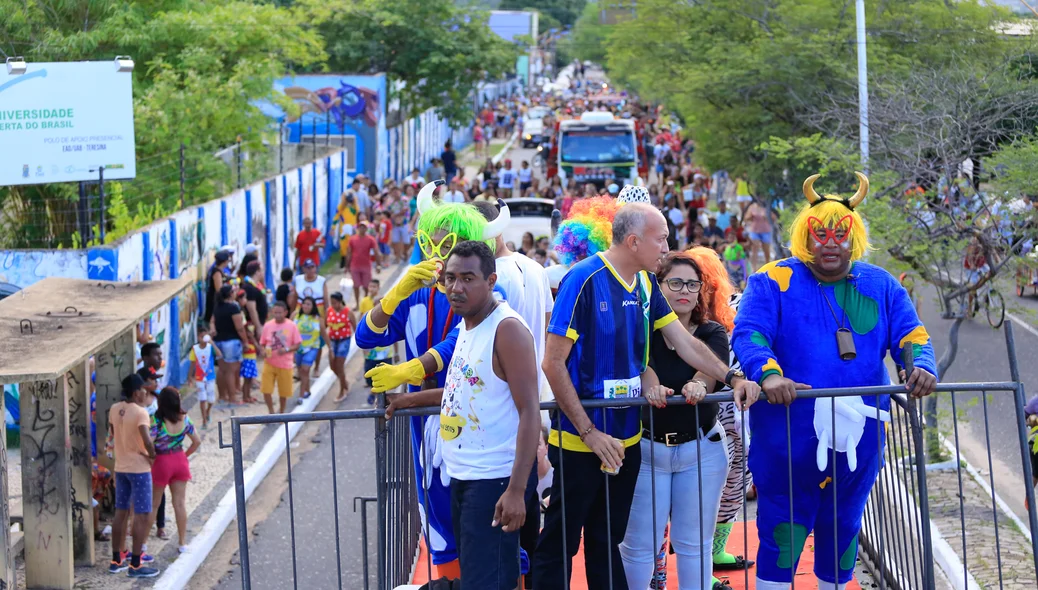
left=643, top=320, right=730, bottom=436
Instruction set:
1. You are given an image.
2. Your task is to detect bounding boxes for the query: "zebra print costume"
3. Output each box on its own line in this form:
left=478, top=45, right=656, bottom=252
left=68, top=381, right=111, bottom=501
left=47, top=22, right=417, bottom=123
left=717, top=291, right=753, bottom=524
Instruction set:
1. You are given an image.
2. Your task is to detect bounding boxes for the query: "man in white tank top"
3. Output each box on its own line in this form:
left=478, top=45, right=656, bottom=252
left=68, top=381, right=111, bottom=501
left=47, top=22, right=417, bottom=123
left=384, top=241, right=540, bottom=590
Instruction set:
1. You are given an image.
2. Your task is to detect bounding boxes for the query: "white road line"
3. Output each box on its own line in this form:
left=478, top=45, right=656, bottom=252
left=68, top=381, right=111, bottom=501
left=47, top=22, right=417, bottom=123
left=1007, top=311, right=1038, bottom=340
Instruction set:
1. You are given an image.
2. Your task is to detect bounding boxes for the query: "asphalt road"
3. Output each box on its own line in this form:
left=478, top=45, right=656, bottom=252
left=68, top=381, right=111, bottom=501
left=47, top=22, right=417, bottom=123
left=915, top=277, right=1038, bottom=523
left=214, top=367, right=382, bottom=590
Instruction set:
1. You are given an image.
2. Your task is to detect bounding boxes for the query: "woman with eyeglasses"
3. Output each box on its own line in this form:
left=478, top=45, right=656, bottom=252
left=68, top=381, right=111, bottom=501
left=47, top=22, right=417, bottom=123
left=620, top=248, right=739, bottom=590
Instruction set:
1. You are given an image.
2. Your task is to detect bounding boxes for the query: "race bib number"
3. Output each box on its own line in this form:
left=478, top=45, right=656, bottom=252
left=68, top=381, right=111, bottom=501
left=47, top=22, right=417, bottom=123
left=603, top=377, right=641, bottom=400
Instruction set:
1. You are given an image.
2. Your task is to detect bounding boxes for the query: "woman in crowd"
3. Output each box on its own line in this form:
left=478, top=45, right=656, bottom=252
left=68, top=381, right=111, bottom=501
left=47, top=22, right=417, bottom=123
left=148, top=387, right=201, bottom=553
left=620, top=248, right=746, bottom=590
left=294, top=297, right=326, bottom=403
left=518, top=231, right=536, bottom=256
left=210, top=285, right=249, bottom=402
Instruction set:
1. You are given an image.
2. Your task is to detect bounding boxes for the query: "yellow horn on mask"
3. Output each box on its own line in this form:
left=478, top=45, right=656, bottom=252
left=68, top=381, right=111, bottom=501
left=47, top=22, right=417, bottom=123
left=803, top=174, right=823, bottom=205
left=849, top=171, right=869, bottom=209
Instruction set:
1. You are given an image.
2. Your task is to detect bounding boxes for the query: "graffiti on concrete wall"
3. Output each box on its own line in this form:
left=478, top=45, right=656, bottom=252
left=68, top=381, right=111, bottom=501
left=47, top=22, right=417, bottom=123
left=115, top=234, right=144, bottom=282
left=226, top=191, right=248, bottom=259
left=148, top=222, right=171, bottom=281
left=249, top=183, right=268, bottom=265
left=0, top=250, right=88, bottom=289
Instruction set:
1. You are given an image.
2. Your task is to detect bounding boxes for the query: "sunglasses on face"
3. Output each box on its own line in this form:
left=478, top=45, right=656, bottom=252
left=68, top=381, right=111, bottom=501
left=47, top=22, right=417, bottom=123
left=417, top=230, right=458, bottom=260
left=808, top=215, right=853, bottom=245
left=664, top=278, right=703, bottom=293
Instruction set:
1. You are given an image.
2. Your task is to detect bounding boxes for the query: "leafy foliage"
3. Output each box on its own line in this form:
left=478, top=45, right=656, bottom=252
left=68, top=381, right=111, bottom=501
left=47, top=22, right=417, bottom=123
left=500, top=0, right=587, bottom=28
left=1, top=1, right=325, bottom=247
left=294, top=0, right=518, bottom=127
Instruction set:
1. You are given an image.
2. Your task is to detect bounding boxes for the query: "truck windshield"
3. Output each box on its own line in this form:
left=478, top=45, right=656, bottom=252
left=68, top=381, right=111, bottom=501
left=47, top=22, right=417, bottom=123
left=560, top=130, right=635, bottom=164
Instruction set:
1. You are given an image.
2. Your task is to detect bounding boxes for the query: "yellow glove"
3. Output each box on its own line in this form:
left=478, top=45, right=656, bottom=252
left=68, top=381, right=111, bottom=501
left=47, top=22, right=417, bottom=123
left=380, top=260, right=441, bottom=316
left=364, top=358, right=427, bottom=393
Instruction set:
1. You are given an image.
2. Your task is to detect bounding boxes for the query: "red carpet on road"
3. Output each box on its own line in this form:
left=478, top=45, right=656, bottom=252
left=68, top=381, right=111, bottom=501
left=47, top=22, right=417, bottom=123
left=410, top=520, right=861, bottom=589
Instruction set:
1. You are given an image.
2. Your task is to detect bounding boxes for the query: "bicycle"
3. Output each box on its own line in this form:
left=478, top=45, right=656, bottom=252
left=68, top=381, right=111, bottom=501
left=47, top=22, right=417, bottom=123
left=967, top=280, right=1005, bottom=329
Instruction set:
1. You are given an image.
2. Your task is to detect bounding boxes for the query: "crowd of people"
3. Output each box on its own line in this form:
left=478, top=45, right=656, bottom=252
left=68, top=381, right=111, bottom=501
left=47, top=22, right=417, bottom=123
left=351, top=148, right=940, bottom=590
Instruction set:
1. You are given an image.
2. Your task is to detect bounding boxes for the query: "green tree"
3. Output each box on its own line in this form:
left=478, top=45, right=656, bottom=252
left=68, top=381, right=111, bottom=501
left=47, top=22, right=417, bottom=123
left=499, top=0, right=587, bottom=28
left=0, top=0, right=325, bottom=247
left=295, top=0, right=518, bottom=127
left=561, top=2, right=608, bottom=65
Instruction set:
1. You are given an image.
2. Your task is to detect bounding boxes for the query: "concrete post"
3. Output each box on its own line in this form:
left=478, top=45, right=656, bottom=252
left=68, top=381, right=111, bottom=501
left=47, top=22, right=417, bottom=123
left=20, top=378, right=74, bottom=589
left=1, top=386, right=14, bottom=590
left=93, top=330, right=136, bottom=470
left=66, top=362, right=94, bottom=565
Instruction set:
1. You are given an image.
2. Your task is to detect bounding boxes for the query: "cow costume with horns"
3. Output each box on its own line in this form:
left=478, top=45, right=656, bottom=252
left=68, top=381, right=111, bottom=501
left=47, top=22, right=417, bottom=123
left=356, top=181, right=511, bottom=574
left=731, top=172, right=936, bottom=588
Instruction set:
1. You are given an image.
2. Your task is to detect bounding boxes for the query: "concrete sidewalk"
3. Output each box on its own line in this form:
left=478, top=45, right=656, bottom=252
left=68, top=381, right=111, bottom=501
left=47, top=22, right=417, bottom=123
left=4, top=261, right=406, bottom=589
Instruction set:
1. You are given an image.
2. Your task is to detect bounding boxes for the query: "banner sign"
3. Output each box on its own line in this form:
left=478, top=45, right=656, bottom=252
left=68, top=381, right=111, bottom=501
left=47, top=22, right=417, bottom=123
left=0, top=61, right=136, bottom=186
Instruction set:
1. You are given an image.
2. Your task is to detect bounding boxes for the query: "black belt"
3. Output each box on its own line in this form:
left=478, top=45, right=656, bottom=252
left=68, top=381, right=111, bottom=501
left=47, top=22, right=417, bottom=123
left=642, top=425, right=721, bottom=446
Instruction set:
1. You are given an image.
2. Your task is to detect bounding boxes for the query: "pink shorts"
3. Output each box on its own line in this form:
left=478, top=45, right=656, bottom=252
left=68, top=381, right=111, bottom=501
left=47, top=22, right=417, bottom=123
left=152, top=450, right=191, bottom=488
left=351, top=267, right=373, bottom=289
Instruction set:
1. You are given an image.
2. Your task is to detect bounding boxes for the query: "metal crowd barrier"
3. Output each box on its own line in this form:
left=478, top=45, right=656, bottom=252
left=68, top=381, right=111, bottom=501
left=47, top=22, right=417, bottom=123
left=225, top=325, right=1036, bottom=590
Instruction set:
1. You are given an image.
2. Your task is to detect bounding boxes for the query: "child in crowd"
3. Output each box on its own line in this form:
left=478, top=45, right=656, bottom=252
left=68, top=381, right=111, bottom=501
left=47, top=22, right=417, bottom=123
left=724, top=234, right=749, bottom=290
left=294, top=297, right=326, bottom=404
left=189, top=325, right=222, bottom=429
left=237, top=290, right=260, bottom=404
left=260, top=301, right=302, bottom=414
left=374, top=211, right=393, bottom=272
left=358, top=279, right=398, bottom=406
left=326, top=292, right=356, bottom=403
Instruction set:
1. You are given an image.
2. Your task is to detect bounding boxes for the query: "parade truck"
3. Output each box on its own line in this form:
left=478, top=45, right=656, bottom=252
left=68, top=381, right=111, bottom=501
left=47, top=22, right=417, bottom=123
left=547, top=111, right=648, bottom=188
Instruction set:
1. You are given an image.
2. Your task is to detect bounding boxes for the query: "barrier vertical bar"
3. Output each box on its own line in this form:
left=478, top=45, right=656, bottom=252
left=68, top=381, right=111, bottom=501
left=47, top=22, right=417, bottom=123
left=232, top=419, right=252, bottom=590
left=905, top=398, right=936, bottom=588
left=1004, top=322, right=1038, bottom=577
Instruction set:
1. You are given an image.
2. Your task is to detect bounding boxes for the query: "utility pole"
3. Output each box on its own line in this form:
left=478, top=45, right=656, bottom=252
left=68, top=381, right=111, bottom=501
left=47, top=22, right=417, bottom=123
left=855, top=0, right=870, bottom=170
left=77, top=182, right=90, bottom=244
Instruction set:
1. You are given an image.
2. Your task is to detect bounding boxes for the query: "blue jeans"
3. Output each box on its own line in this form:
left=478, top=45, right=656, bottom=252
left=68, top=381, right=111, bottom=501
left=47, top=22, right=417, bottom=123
left=619, top=423, right=729, bottom=590
left=451, top=477, right=521, bottom=590
left=215, top=339, right=243, bottom=363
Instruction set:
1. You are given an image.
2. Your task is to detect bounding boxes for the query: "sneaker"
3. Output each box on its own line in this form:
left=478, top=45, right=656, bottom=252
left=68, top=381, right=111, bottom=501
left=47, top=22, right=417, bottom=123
left=366, top=394, right=376, bottom=406
left=122, top=551, right=155, bottom=563
left=108, top=559, right=128, bottom=574
left=128, top=564, right=160, bottom=578
left=179, top=545, right=189, bottom=554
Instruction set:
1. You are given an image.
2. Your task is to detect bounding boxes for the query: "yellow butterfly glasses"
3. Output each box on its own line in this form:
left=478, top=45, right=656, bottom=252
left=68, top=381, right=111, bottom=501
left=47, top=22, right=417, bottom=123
left=417, top=230, right=458, bottom=261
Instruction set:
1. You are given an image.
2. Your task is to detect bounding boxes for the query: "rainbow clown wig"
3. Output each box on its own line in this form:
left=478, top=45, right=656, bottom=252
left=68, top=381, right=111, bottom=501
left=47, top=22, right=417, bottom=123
left=553, top=196, right=623, bottom=265
left=788, top=171, right=872, bottom=263
left=414, top=181, right=508, bottom=259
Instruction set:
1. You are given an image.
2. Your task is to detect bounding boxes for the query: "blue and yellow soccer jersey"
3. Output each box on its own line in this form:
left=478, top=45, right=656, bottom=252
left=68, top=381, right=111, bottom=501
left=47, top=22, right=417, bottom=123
left=547, top=253, right=678, bottom=451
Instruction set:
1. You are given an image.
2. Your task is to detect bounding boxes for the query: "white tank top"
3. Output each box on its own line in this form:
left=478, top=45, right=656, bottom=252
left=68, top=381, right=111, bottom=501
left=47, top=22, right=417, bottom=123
left=293, top=274, right=326, bottom=305
left=440, top=302, right=530, bottom=481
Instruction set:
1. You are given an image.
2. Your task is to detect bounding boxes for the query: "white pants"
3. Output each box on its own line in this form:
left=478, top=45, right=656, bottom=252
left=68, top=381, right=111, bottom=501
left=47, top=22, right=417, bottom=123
left=619, top=423, right=729, bottom=590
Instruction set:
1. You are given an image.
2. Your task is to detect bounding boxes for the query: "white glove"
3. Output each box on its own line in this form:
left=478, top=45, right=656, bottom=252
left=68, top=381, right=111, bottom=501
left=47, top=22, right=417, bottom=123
left=814, top=396, right=890, bottom=472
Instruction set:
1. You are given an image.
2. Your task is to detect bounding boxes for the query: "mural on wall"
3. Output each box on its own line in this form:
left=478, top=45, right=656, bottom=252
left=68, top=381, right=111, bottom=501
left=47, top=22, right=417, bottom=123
left=174, top=210, right=203, bottom=280
left=226, top=190, right=249, bottom=259
left=115, top=233, right=144, bottom=282
left=147, top=303, right=171, bottom=388
left=249, top=183, right=268, bottom=268
left=269, top=175, right=284, bottom=280
left=202, top=201, right=223, bottom=253
left=302, top=167, right=314, bottom=226
left=177, top=284, right=199, bottom=366
left=275, top=74, right=387, bottom=179
left=149, top=221, right=172, bottom=281
left=86, top=248, right=118, bottom=281
left=284, top=170, right=300, bottom=258
left=316, top=162, right=329, bottom=242
left=0, top=250, right=89, bottom=289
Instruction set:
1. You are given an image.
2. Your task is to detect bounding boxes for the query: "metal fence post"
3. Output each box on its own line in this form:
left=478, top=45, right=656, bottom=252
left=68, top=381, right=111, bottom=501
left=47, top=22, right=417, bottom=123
left=236, top=136, right=243, bottom=189
left=1005, top=322, right=1038, bottom=576
left=374, top=415, right=387, bottom=590
left=97, top=166, right=106, bottom=244
left=179, top=142, right=186, bottom=208
left=905, top=397, right=936, bottom=589
left=232, top=419, right=252, bottom=590
left=280, top=122, right=285, bottom=173
left=77, top=182, right=90, bottom=244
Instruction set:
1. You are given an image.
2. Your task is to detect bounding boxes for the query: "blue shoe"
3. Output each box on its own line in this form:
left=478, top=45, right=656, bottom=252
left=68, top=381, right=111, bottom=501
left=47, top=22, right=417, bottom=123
left=127, top=564, right=160, bottom=578
left=122, top=551, right=155, bottom=563
left=108, top=559, right=128, bottom=574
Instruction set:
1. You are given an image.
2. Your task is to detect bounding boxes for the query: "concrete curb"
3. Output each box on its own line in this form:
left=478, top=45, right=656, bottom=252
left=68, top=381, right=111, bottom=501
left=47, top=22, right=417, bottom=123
left=153, top=266, right=409, bottom=590
left=492, top=131, right=519, bottom=166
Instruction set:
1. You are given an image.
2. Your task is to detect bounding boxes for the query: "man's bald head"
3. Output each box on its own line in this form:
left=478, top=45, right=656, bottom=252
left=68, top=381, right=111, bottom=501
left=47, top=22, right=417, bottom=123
left=612, top=202, right=665, bottom=245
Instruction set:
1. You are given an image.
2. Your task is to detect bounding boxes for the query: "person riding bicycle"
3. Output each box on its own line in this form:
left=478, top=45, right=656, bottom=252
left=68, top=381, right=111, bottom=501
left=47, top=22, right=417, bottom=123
left=964, top=237, right=989, bottom=314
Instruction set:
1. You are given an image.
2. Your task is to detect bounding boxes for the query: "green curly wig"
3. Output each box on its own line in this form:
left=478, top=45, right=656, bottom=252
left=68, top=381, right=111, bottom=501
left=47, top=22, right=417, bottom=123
left=416, top=202, right=496, bottom=254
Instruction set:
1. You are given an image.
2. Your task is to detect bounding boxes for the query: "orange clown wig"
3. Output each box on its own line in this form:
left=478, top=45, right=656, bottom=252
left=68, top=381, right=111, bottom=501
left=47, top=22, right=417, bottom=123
left=788, top=171, right=872, bottom=263
left=684, top=246, right=737, bottom=332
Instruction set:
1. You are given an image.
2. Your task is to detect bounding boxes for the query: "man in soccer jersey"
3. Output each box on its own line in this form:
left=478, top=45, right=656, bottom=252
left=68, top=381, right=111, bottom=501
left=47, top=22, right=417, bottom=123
left=532, top=202, right=761, bottom=589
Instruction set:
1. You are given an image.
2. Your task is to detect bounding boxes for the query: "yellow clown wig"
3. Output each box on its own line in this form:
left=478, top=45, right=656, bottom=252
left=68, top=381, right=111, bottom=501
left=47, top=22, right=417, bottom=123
left=789, top=171, right=872, bottom=263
